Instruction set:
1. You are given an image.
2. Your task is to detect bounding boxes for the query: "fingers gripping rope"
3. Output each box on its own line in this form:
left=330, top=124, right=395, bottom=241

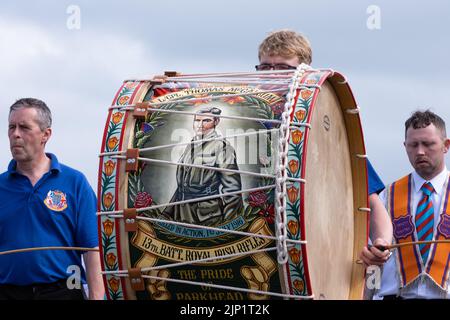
left=275, top=64, right=311, bottom=264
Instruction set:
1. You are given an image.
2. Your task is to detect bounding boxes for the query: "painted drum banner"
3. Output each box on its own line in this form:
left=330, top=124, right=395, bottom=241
left=98, top=70, right=369, bottom=300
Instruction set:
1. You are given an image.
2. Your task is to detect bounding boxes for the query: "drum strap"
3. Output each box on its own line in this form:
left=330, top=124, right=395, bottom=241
left=388, top=174, right=450, bottom=290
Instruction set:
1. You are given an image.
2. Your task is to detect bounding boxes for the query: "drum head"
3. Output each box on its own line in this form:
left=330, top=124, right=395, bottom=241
left=304, top=81, right=354, bottom=299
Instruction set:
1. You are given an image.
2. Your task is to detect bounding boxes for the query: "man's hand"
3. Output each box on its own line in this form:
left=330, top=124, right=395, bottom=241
left=359, top=238, right=391, bottom=267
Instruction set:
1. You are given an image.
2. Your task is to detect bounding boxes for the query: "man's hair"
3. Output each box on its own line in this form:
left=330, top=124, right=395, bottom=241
left=258, top=29, right=312, bottom=65
left=9, top=98, right=52, bottom=131
left=405, top=109, right=446, bottom=139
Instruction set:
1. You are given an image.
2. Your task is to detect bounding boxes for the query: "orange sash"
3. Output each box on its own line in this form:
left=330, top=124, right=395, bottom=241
left=387, top=174, right=450, bottom=290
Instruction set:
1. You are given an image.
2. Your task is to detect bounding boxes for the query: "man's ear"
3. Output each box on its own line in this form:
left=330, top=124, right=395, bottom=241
left=42, top=127, right=52, bottom=144
left=443, top=138, right=450, bottom=154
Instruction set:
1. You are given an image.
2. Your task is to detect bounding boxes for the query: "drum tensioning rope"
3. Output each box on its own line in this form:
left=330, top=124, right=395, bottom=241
left=0, top=246, right=99, bottom=256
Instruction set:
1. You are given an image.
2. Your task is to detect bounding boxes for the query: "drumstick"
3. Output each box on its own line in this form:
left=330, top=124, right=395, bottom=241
left=356, top=240, right=450, bottom=265
left=369, top=239, right=450, bottom=252
left=0, top=246, right=100, bottom=256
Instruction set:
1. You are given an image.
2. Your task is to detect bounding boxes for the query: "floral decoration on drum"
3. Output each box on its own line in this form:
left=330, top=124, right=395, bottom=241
left=99, top=81, right=143, bottom=300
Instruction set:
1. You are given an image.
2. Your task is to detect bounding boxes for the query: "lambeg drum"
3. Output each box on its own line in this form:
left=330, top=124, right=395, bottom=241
left=97, top=66, right=369, bottom=300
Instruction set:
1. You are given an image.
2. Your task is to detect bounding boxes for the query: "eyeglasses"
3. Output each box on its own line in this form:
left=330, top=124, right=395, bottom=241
left=255, top=63, right=297, bottom=71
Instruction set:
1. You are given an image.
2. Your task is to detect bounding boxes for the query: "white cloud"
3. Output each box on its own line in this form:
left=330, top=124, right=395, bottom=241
left=0, top=19, right=63, bottom=72
left=0, top=16, right=160, bottom=188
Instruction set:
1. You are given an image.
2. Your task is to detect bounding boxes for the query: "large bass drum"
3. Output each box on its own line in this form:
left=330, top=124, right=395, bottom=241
left=97, top=67, right=369, bottom=300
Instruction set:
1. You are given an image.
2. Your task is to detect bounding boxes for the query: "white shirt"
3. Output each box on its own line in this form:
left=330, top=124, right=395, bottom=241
left=375, top=167, right=450, bottom=299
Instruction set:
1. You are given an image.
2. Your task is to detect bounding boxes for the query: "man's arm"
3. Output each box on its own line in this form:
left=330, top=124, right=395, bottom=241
left=83, top=249, right=105, bottom=300
left=369, top=193, right=393, bottom=244
left=359, top=192, right=393, bottom=266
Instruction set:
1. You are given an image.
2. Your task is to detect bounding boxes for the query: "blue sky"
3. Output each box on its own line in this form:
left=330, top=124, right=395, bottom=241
left=1, top=0, right=449, bottom=189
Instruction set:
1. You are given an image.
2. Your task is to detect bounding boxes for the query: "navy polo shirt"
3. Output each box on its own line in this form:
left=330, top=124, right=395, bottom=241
left=367, top=159, right=385, bottom=195
left=0, top=153, right=98, bottom=285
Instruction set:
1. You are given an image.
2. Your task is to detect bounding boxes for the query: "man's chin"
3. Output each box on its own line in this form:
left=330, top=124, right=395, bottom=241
left=415, top=166, right=435, bottom=179
left=11, top=152, right=29, bottom=162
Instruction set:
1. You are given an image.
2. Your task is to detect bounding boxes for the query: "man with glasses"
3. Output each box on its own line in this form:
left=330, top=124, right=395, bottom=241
left=256, top=29, right=392, bottom=273
left=256, top=29, right=311, bottom=71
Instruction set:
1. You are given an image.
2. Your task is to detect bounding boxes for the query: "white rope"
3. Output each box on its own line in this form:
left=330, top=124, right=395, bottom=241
left=112, top=155, right=306, bottom=184
left=166, top=69, right=303, bottom=78
left=136, top=215, right=306, bottom=245
left=107, top=106, right=312, bottom=129
left=109, top=85, right=320, bottom=111
left=99, top=128, right=279, bottom=157
left=124, top=67, right=335, bottom=82
left=142, top=89, right=289, bottom=108
left=98, top=185, right=277, bottom=216
left=275, top=63, right=311, bottom=265
left=143, top=185, right=276, bottom=212
left=99, top=125, right=311, bottom=158
left=97, top=189, right=307, bottom=246
left=124, top=70, right=301, bottom=82
left=103, top=246, right=283, bottom=275
left=99, top=214, right=306, bottom=246
left=108, top=272, right=313, bottom=300
left=163, top=79, right=296, bottom=86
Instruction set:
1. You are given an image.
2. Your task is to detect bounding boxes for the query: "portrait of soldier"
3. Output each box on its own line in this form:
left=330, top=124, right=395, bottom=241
left=163, top=107, right=243, bottom=226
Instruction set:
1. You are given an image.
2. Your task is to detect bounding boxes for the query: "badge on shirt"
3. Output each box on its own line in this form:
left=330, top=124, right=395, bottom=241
left=44, top=190, right=68, bottom=212
left=393, top=215, right=414, bottom=239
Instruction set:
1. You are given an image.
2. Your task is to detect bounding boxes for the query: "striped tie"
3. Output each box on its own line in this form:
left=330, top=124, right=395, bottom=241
left=415, top=182, right=435, bottom=263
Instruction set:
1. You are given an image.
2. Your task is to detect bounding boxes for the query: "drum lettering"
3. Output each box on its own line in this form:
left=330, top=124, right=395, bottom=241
left=236, top=237, right=267, bottom=253
left=176, top=269, right=197, bottom=280
left=213, top=246, right=236, bottom=257
left=200, top=268, right=234, bottom=280
left=176, top=292, right=244, bottom=300
left=201, top=281, right=212, bottom=291
left=254, top=92, right=282, bottom=104
left=159, top=243, right=183, bottom=259
left=141, top=237, right=152, bottom=250
left=185, top=249, right=211, bottom=261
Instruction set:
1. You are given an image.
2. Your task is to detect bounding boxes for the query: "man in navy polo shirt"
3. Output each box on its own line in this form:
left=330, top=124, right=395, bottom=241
left=256, top=29, right=393, bottom=254
left=0, top=98, right=104, bottom=300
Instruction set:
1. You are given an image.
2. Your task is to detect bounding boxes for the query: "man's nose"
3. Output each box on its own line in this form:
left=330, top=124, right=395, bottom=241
left=10, top=127, right=21, bottom=138
left=417, top=144, right=426, bottom=155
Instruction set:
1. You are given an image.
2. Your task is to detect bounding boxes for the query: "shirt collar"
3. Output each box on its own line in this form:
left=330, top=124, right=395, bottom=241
left=412, top=167, right=448, bottom=195
left=7, top=153, right=62, bottom=176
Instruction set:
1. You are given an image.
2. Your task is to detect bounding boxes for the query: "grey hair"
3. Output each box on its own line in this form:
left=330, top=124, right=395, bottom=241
left=9, top=98, right=52, bottom=131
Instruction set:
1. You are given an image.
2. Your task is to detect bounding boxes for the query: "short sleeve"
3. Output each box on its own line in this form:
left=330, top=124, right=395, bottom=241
left=367, top=159, right=385, bottom=195
left=75, top=175, right=99, bottom=248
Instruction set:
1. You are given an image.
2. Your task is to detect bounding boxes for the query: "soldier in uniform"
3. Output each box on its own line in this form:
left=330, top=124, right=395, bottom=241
left=164, top=107, right=244, bottom=226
